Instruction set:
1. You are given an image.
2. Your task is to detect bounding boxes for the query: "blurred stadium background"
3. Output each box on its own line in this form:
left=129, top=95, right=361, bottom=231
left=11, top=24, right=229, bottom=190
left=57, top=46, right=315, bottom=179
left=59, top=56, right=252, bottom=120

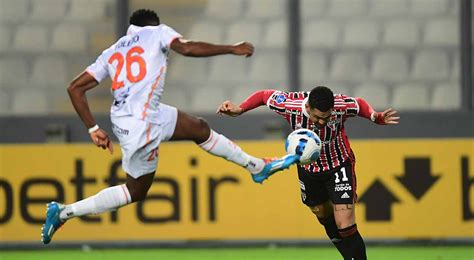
left=0, top=0, right=473, bottom=259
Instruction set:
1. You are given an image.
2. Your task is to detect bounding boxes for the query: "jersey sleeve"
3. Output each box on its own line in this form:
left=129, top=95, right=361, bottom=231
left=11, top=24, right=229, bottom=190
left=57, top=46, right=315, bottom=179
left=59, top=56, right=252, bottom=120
left=239, top=89, right=276, bottom=112
left=86, top=53, right=109, bottom=83
left=355, top=97, right=375, bottom=120
left=339, top=94, right=359, bottom=119
left=158, top=25, right=182, bottom=50
left=266, top=90, right=289, bottom=116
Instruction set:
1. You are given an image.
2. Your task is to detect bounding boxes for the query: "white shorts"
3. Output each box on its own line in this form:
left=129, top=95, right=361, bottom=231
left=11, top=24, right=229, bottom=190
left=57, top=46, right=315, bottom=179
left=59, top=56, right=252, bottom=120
left=111, top=103, right=178, bottom=179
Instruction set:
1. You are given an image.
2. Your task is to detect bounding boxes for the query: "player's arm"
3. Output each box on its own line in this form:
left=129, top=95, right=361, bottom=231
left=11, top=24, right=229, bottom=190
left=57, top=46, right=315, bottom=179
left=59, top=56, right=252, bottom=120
left=217, top=90, right=275, bottom=116
left=170, top=38, right=254, bottom=57
left=67, top=71, right=114, bottom=153
left=355, top=97, right=400, bottom=125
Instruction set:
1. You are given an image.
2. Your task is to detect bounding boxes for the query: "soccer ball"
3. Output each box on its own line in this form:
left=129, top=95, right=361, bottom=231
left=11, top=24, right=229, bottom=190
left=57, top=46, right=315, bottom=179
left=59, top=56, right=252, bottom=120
left=285, top=128, right=322, bottom=165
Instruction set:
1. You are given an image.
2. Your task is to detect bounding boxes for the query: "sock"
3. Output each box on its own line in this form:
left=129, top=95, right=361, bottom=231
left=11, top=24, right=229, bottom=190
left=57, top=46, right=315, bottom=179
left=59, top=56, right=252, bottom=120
left=59, top=184, right=132, bottom=221
left=338, top=224, right=367, bottom=260
left=198, top=130, right=264, bottom=174
left=318, top=216, right=345, bottom=257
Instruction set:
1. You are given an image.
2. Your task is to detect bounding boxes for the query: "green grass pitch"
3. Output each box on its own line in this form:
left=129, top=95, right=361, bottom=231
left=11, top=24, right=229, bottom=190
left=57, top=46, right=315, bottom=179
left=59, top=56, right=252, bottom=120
left=1, top=247, right=473, bottom=260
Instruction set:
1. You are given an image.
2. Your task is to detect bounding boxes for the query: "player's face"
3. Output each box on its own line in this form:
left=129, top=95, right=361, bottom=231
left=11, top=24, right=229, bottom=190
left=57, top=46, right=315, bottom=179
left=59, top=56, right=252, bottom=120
left=307, top=106, right=332, bottom=128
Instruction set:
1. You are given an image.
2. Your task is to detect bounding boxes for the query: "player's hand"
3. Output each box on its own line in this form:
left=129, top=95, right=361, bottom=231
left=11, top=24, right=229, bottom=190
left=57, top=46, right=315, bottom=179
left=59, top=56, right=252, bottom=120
left=216, top=100, right=243, bottom=117
left=379, top=108, right=400, bottom=125
left=90, top=128, right=114, bottom=154
left=231, top=41, right=254, bottom=57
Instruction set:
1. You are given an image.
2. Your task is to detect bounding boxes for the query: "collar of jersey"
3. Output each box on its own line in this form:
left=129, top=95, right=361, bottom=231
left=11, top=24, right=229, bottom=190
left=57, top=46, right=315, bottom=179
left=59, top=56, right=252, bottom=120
left=127, top=25, right=142, bottom=35
left=127, top=25, right=160, bottom=35
left=302, top=97, right=310, bottom=117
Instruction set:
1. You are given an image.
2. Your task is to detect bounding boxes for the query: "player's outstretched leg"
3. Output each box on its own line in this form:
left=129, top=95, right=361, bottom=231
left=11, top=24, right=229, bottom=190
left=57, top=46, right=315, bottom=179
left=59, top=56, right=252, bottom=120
left=41, top=183, right=133, bottom=245
left=171, top=110, right=299, bottom=183
left=41, top=202, right=65, bottom=244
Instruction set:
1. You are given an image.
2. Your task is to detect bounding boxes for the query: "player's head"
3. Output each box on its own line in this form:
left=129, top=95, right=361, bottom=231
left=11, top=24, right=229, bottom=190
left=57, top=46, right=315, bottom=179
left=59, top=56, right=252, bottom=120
left=129, top=9, right=160, bottom=26
left=306, top=86, right=334, bottom=127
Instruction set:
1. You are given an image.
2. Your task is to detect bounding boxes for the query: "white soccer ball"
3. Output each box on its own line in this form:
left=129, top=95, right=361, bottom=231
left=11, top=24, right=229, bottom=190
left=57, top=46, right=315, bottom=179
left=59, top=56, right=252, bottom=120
left=285, top=128, right=322, bottom=165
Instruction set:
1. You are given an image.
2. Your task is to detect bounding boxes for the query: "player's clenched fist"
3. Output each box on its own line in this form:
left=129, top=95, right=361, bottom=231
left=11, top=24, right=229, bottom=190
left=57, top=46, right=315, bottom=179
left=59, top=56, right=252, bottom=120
left=231, top=41, right=254, bottom=57
left=216, top=100, right=243, bottom=117
left=90, top=128, right=114, bottom=154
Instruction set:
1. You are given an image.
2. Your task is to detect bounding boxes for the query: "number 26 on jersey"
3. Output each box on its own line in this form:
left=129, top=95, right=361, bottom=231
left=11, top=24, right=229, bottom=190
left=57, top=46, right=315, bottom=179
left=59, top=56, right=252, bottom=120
left=108, top=46, right=147, bottom=91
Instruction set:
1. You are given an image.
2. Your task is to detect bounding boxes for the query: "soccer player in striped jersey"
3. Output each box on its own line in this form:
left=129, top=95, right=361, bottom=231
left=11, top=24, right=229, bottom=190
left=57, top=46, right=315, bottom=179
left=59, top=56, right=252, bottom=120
left=217, top=86, right=399, bottom=260
left=41, top=9, right=298, bottom=245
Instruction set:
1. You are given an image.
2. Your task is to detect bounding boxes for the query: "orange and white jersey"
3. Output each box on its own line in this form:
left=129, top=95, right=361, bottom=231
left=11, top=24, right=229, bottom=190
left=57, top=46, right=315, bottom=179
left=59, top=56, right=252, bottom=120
left=86, top=24, right=182, bottom=123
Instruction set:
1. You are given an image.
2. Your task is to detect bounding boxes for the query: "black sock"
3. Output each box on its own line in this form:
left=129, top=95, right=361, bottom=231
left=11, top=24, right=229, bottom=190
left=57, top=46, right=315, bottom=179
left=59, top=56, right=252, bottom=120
left=318, top=216, right=345, bottom=257
left=338, top=224, right=367, bottom=260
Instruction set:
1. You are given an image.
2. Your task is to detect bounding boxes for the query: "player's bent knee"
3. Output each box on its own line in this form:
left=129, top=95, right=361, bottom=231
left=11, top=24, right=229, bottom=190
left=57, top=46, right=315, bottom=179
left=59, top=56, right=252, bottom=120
left=196, top=117, right=209, bottom=130
left=309, top=201, right=333, bottom=219
left=128, top=187, right=149, bottom=202
left=195, top=117, right=210, bottom=142
left=309, top=204, right=331, bottom=219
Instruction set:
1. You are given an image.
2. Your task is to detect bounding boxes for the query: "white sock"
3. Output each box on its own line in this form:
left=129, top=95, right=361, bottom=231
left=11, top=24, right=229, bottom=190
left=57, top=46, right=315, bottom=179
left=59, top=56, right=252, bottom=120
left=198, top=130, right=265, bottom=174
left=59, top=184, right=131, bottom=221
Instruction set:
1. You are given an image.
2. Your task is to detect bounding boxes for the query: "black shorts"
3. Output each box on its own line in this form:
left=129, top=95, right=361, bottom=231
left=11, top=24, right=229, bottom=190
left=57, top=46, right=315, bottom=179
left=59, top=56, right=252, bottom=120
left=297, top=160, right=357, bottom=206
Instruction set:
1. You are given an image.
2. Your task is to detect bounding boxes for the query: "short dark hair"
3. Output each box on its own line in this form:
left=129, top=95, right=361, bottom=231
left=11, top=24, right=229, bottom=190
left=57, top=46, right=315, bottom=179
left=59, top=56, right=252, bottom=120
left=129, top=9, right=160, bottom=26
left=308, top=86, right=334, bottom=112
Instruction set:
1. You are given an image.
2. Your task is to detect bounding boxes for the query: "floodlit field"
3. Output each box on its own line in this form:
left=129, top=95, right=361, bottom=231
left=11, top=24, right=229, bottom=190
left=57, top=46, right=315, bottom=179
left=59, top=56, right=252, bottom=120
left=1, top=247, right=473, bottom=260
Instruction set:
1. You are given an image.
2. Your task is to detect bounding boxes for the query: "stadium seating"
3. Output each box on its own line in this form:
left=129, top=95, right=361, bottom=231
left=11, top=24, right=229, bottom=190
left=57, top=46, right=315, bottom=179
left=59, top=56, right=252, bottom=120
left=12, top=89, right=49, bottom=115
left=189, top=87, right=227, bottom=112
left=231, top=84, right=262, bottom=103
left=188, top=22, right=224, bottom=43
left=423, top=18, right=459, bottom=47
left=382, top=20, right=420, bottom=47
left=331, top=52, right=369, bottom=80
left=245, top=0, right=286, bottom=19
left=301, top=0, right=327, bottom=19
left=327, top=84, right=351, bottom=97
left=0, top=26, right=10, bottom=53
left=392, top=83, right=430, bottom=110
left=160, top=85, right=191, bottom=110
left=0, top=89, right=9, bottom=115
left=13, top=25, right=48, bottom=52
left=67, top=0, right=108, bottom=21
left=231, top=85, right=275, bottom=113
left=342, top=20, right=380, bottom=48
left=411, top=0, right=449, bottom=15
left=353, top=84, right=390, bottom=110
left=432, top=82, right=461, bottom=110
left=209, top=56, right=249, bottom=82
left=301, top=52, right=327, bottom=83
left=328, top=0, right=367, bottom=17
left=302, top=21, right=340, bottom=49
left=204, top=0, right=244, bottom=20
left=52, top=24, right=87, bottom=52
left=0, top=0, right=462, bottom=115
left=0, top=58, right=29, bottom=88
left=412, top=51, right=450, bottom=80
left=31, top=57, right=68, bottom=88
left=226, top=21, right=263, bottom=46
left=30, top=0, right=67, bottom=21
left=167, top=56, right=209, bottom=83
left=249, top=52, right=287, bottom=84
left=262, top=20, right=288, bottom=49
left=371, top=52, right=409, bottom=81
left=370, top=0, right=410, bottom=16
left=451, top=54, right=460, bottom=79
left=0, top=0, right=29, bottom=22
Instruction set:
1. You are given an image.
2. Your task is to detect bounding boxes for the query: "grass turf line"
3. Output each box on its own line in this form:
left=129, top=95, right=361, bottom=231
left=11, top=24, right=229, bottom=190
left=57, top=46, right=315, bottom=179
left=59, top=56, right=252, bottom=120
left=1, top=247, right=473, bottom=260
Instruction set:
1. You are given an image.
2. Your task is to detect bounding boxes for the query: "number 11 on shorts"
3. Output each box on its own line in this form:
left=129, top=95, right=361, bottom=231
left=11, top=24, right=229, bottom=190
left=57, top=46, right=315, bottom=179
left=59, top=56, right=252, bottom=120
left=334, top=167, right=348, bottom=183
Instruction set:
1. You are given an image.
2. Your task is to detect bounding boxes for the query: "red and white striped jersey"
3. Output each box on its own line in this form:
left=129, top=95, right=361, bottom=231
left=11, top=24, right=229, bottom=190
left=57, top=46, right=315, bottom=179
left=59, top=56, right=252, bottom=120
left=266, top=90, right=360, bottom=174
